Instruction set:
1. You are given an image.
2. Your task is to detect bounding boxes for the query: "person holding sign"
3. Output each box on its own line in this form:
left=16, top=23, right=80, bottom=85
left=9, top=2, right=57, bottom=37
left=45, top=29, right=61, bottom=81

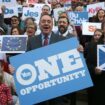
left=27, top=14, right=63, bottom=105
left=57, top=16, right=77, bottom=105
left=85, top=29, right=105, bottom=105
left=27, top=14, right=84, bottom=105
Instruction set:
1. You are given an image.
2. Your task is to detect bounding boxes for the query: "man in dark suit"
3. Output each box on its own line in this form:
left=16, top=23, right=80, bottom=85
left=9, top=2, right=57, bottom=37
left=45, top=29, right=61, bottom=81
left=27, top=14, right=78, bottom=105
left=27, top=14, right=65, bottom=105
left=27, top=14, right=63, bottom=51
left=57, top=16, right=77, bottom=105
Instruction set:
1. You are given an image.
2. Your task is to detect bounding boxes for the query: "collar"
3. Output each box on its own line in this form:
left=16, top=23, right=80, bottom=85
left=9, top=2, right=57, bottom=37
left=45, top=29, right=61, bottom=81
left=59, top=30, right=69, bottom=37
left=41, top=33, right=52, bottom=39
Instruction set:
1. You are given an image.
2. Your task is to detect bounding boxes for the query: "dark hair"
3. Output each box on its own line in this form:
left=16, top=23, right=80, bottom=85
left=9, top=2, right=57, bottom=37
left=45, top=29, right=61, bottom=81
left=10, top=27, right=22, bottom=35
left=94, top=9, right=105, bottom=22
left=101, top=21, right=105, bottom=30
left=11, top=15, right=20, bottom=22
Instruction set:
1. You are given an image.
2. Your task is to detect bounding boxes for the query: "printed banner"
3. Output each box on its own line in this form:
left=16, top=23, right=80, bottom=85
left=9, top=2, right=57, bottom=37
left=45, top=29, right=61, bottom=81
left=22, top=6, right=41, bottom=21
left=4, top=6, right=18, bottom=18
left=0, top=35, right=27, bottom=53
left=0, top=0, right=17, bottom=6
left=10, top=37, right=93, bottom=105
left=67, top=11, right=88, bottom=26
left=97, top=45, right=105, bottom=70
left=82, top=22, right=101, bottom=35
left=87, top=2, right=105, bottom=17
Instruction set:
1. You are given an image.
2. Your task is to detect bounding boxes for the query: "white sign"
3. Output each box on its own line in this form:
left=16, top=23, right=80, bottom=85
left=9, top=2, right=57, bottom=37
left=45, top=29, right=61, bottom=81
left=87, top=2, right=105, bottom=17
left=82, top=22, right=101, bottom=35
left=22, top=6, right=41, bottom=21
left=0, top=0, right=17, bottom=6
left=4, top=6, right=18, bottom=18
left=53, top=7, right=65, bottom=22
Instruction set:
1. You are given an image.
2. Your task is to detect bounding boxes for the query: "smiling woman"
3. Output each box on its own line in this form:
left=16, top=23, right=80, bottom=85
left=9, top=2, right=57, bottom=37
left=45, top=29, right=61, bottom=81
left=25, top=23, right=37, bottom=37
left=11, top=27, right=22, bottom=35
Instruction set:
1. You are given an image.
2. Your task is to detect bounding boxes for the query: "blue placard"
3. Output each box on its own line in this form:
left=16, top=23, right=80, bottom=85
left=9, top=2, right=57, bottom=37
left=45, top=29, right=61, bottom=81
left=67, top=12, right=88, bottom=26
left=0, top=36, right=27, bottom=53
left=97, top=45, right=105, bottom=70
left=10, top=37, right=93, bottom=105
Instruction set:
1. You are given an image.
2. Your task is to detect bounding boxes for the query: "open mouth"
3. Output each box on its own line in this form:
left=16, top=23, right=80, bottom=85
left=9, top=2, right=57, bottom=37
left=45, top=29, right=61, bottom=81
left=43, top=27, right=49, bottom=31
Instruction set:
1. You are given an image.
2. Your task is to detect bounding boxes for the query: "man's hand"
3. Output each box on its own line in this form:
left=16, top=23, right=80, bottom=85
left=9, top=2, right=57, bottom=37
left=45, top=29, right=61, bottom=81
left=95, top=67, right=102, bottom=75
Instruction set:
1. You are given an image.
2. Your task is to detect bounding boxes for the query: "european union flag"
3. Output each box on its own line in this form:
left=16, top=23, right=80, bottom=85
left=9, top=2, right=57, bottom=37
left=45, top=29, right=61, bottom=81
left=97, top=45, right=105, bottom=70
left=1, top=36, right=27, bottom=53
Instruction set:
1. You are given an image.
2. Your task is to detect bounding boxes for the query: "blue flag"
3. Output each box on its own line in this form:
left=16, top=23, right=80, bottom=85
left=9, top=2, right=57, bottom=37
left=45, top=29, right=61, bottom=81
left=1, top=36, right=27, bottom=53
left=97, top=45, right=105, bottom=70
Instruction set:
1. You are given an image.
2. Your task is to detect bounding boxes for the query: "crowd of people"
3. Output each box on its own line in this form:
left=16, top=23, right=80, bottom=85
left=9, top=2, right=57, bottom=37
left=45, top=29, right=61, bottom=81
left=0, top=0, right=105, bottom=105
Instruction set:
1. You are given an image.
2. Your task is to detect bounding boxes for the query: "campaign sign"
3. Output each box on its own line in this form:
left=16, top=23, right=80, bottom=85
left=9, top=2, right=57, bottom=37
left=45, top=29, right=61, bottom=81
left=22, top=7, right=41, bottom=21
left=87, top=2, right=105, bottom=17
left=67, top=12, right=88, bottom=26
left=82, top=22, right=101, bottom=35
left=0, top=35, right=27, bottom=53
left=4, top=6, right=18, bottom=18
left=0, top=0, right=17, bottom=6
left=10, top=37, right=93, bottom=105
left=97, top=45, right=105, bottom=70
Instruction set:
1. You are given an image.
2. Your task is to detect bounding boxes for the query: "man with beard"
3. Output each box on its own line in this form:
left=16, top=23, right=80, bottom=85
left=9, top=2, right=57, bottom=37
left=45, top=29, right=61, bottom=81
left=56, top=16, right=77, bottom=105
left=57, top=16, right=74, bottom=38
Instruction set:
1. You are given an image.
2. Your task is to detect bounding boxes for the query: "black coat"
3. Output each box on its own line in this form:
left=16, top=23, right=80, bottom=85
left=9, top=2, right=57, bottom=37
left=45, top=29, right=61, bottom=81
left=85, top=40, right=105, bottom=105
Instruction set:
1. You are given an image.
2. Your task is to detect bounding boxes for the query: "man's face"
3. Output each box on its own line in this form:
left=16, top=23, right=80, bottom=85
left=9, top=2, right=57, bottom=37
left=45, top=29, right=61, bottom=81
left=58, top=18, right=69, bottom=34
left=42, top=6, right=50, bottom=15
left=39, top=15, right=53, bottom=36
left=11, top=17, right=19, bottom=27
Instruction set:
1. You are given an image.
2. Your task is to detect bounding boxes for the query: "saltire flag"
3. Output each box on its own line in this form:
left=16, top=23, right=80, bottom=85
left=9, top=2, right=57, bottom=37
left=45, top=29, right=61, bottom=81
left=97, top=45, right=105, bottom=70
left=0, top=35, right=27, bottom=53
